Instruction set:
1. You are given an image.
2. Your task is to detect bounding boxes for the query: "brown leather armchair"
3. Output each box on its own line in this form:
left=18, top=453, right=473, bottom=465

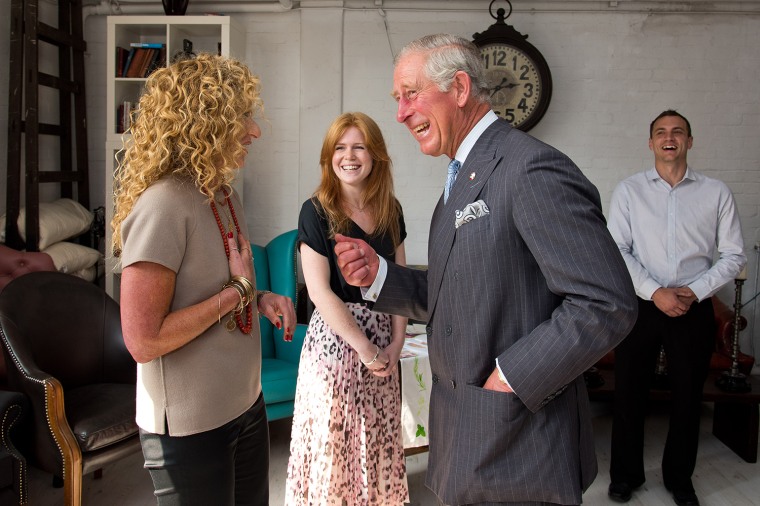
left=0, top=272, right=141, bottom=506
left=0, top=389, right=28, bottom=505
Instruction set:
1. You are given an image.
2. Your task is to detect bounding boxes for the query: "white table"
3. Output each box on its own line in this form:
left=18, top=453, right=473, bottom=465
left=399, top=330, right=432, bottom=450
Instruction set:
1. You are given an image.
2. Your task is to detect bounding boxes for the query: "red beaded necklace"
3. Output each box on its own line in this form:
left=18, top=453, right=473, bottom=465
left=210, top=188, right=253, bottom=334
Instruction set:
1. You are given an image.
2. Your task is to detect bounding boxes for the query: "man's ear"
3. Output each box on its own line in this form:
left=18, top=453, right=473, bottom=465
left=452, top=71, right=471, bottom=108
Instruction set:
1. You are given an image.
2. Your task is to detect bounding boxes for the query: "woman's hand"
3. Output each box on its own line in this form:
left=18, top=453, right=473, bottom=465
left=257, top=292, right=296, bottom=342
left=227, top=233, right=254, bottom=281
left=359, top=345, right=390, bottom=372
left=373, top=340, right=403, bottom=377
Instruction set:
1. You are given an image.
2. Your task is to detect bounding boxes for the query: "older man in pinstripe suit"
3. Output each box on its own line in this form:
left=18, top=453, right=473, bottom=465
left=335, top=34, right=637, bottom=506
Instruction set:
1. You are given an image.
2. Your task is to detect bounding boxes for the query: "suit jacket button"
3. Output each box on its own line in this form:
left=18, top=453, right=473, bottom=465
left=445, top=325, right=452, bottom=335
left=426, top=326, right=432, bottom=336
left=432, top=374, right=439, bottom=384
left=450, top=380, right=456, bottom=389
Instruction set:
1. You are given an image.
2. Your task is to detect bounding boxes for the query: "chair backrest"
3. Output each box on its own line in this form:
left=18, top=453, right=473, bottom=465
left=251, top=230, right=298, bottom=358
left=0, top=271, right=134, bottom=389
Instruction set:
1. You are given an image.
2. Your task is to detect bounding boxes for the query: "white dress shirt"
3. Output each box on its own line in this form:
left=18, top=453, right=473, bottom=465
left=363, top=111, right=516, bottom=385
left=362, top=110, right=499, bottom=302
left=607, top=166, right=746, bottom=302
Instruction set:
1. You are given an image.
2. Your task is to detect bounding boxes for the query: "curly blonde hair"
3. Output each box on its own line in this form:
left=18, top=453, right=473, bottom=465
left=315, top=112, right=402, bottom=250
left=111, top=53, right=263, bottom=255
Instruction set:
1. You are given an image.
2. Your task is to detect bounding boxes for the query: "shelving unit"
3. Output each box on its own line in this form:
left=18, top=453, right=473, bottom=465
left=104, top=15, right=244, bottom=298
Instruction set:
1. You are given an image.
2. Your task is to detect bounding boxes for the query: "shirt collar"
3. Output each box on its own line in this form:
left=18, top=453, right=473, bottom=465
left=648, top=165, right=696, bottom=185
left=454, top=110, right=499, bottom=165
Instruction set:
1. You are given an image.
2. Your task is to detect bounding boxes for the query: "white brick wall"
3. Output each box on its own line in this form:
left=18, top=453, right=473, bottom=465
left=1, top=1, right=759, bottom=356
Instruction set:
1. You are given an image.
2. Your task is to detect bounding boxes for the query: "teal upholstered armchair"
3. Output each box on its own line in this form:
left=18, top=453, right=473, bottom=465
left=251, top=230, right=307, bottom=421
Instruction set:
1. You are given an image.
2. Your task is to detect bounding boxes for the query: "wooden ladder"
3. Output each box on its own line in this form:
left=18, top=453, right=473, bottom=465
left=5, top=0, right=90, bottom=251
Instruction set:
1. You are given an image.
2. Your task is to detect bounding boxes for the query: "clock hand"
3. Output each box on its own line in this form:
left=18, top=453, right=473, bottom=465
left=490, top=77, right=518, bottom=96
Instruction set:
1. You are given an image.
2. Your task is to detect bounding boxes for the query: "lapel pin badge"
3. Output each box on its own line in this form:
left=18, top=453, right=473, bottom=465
left=469, top=172, right=476, bottom=180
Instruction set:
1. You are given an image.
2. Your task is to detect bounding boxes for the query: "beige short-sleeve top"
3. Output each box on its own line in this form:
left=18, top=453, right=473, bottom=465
left=120, top=177, right=261, bottom=436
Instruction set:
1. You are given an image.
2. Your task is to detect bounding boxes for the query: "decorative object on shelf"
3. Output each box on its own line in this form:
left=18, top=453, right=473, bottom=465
left=162, top=0, right=189, bottom=15
left=172, top=38, right=196, bottom=63
left=472, top=0, right=553, bottom=132
left=716, top=268, right=752, bottom=393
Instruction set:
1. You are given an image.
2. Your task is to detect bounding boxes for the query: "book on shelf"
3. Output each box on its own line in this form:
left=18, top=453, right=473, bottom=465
left=124, top=46, right=167, bottom=78
left=117, top=101, right=138, bottom=134
left=115, top=47, right=130, bottom=77
left=130, top=42, right=164, bottom=49
left=125, top=48, right=147, bottom=78
left=122, top=47, right=137, bottom=77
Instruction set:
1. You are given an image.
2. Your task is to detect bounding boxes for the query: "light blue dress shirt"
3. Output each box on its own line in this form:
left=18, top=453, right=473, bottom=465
left=607, top=166, right=746, bottom=302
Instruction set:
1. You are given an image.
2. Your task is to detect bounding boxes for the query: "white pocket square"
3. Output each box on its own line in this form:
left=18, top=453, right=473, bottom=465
left=455, top=200, right=490, bottom=229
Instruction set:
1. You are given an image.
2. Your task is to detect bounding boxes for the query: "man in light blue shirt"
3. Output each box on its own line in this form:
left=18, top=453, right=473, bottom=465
left=607, top=110, right=746, bottom=506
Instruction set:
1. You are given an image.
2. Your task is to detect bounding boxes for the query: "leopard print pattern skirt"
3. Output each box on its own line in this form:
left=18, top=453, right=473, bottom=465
left=285, top=302, right=408, bottom=505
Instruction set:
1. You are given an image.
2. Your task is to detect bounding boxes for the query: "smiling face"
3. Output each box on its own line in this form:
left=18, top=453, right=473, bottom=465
left=392, top=52, right=463, bottom=159
left=332, top=126, right=373, bottom=190
left=649, top=115, right=692, bottom=165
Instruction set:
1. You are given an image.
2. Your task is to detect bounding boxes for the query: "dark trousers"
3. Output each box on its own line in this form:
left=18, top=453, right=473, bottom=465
left=610, top=297, right=715, bottom=492
left=140, top=392, right=270, bottom=506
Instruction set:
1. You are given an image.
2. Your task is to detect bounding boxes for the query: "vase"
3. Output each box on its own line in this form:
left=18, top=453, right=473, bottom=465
left=162, top=0, right=189, bottom=15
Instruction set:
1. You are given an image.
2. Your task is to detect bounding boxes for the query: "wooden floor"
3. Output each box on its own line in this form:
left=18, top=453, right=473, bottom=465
left=3, top=400, right=759, bottom=505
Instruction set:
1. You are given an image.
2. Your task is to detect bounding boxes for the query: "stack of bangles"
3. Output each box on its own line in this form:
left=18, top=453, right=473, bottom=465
left=361, top=344, right=380, bottom=366
left=218, top=275, right=272, bottom=324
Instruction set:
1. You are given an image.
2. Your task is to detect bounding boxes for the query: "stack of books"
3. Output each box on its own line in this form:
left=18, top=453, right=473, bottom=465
left=116, top=42, right=166, bottom=78
left=116, top=101, right=138, bottom=134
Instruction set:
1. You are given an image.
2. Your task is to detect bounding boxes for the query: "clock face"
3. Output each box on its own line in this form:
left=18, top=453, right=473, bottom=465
left=480, top=43, right=547, bottom=131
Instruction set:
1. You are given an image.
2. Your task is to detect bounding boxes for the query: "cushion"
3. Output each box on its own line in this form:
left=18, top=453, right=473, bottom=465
left=43, top=242, right=102, bottom=274
left=0, top=198, right=93, bottom=250
left=64, top=383, right=138, bottom=452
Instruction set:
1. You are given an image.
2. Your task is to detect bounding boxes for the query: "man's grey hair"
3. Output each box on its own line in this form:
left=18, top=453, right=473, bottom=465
left=396, top=33, right=491, bottom=105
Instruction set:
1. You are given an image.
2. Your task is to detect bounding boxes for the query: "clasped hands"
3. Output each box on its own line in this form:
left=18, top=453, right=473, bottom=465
left=334, top=234, right=509, bottom=390
left=227, top=234, right=296, bottom=341
left=652, top=286, right=697, bottom=318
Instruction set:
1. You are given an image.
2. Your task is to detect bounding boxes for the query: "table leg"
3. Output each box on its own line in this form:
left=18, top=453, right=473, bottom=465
left=712, top=401, right=759, bottom=463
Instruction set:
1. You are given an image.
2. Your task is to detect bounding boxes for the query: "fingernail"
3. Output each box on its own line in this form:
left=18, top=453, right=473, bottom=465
left=228, top=231, right=234, bottom=238
left=276, top=321, right=282, bottom=329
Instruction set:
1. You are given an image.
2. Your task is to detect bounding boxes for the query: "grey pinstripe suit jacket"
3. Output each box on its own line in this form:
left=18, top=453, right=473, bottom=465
left=374, top=119, right=637, bottom=505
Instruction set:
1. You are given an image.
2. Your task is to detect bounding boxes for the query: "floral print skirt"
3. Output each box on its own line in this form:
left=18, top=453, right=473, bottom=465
left=285, top=302, right=408, bottom=505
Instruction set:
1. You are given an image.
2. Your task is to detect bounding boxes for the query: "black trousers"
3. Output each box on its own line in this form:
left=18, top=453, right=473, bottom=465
left=140, top=392, right=270, bottom=506
left=610, top=297, right=715, bottom=492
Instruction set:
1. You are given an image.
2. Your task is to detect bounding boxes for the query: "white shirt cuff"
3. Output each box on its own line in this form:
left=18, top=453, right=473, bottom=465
left=495, top=358, right=512, bottom=389
left=360, top=256, right=388, bottom=302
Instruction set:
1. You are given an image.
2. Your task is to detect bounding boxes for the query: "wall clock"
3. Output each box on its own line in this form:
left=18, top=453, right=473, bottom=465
left=472, top=0, right=552, bottom=132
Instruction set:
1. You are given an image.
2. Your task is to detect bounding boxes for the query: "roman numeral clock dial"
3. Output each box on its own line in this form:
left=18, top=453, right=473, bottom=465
left=473, top=1, right=552, bottom=132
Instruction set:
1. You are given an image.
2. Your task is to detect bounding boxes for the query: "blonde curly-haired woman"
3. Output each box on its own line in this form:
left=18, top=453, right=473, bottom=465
left=112, top=53, right=295, bottom=506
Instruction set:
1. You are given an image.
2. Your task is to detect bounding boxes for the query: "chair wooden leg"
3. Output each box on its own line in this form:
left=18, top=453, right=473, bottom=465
left=63, top=463, right=83, bottom=506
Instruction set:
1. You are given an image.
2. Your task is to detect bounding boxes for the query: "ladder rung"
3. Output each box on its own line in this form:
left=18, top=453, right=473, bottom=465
left=38, top=171, right=86, bottom=183
left=37, top=21, right=87, bottom=52
left=20, top=121, right=63, bottom=136
left=38, top=72, right=81, bottom=93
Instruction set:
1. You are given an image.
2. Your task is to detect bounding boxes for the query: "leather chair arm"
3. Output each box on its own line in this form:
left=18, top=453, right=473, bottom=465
left=0, top=389, right=27, bottom=459
left=1, top=317, right=79, bottom=474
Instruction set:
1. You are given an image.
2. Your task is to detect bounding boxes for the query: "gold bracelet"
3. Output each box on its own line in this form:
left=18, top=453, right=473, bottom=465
left=222, top=281, right=246, bottom=313
left=217, top=290, right=222, bottom=324
left=231, top=275, right=255, bottom=305
left=360, top=344, right=380, bottom=366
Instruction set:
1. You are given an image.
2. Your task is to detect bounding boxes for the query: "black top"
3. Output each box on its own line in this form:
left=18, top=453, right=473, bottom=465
left=298, top=197, right=407, bottom=304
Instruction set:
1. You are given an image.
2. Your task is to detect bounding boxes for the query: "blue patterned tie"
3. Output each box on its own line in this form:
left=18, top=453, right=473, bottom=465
left=444, top=159, right=460, bottom=204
